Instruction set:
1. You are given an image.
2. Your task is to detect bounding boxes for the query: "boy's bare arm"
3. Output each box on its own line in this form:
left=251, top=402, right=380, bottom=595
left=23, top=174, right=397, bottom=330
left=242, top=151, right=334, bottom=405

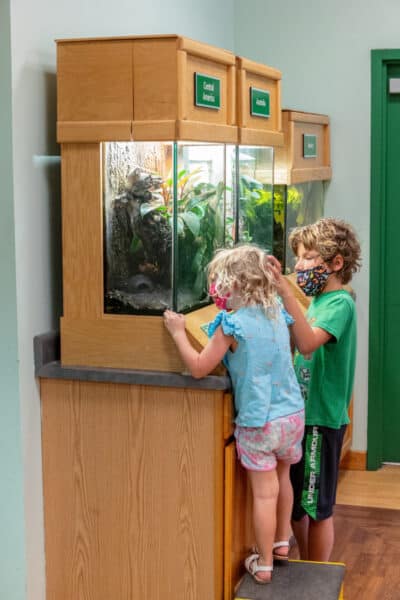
left=267, top=256, right=331, bottom=354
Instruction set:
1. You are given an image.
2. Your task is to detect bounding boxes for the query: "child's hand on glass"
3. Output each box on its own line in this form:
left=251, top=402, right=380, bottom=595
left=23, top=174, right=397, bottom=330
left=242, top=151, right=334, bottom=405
left=163, top=309, right=186, bottom=338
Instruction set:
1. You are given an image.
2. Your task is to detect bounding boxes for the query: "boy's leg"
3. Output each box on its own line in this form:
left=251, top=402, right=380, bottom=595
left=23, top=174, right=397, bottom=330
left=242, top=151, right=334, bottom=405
left=291, top=424, right=346, bottom=561
left=290, top=426, right=309, bottom=559
left=275, top=461, right=293, bottom=558
left=307, top=515, right=334, bottom=562
left=291, top=515, right=309, bottom=560
left=248, top=468, right=279, bottom=578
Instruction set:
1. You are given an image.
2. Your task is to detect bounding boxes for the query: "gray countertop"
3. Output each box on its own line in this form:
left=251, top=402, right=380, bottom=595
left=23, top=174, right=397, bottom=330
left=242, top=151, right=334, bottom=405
left=34, top=331, right=231, bottom=391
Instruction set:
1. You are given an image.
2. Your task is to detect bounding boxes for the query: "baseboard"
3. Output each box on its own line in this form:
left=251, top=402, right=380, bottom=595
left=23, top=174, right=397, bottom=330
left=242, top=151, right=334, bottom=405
left=340, top=450, right=367, bottom=470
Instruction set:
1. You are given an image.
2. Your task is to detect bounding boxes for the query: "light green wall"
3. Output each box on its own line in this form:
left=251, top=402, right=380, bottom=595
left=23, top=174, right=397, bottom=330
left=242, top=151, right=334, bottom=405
left=234, top=0, right=400, bottom=451
left=0, top=1, right=27, bottom=599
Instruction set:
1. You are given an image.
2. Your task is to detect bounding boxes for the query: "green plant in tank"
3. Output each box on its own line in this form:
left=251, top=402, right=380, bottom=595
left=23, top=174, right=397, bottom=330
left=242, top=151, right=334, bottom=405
left=287, top=185, right=304, bottom=225
left=239, top=174, right=273, bottom=248
left=140, top=167, right=226, bottom=295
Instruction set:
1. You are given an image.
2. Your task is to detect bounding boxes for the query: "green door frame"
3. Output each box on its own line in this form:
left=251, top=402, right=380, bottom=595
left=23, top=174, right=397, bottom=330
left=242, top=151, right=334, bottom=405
left=368, top=49, right=400, bottom=469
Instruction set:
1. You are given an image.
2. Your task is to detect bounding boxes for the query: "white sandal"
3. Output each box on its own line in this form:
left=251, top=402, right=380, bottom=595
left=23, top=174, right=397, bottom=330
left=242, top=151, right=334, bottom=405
left=244, top=553, right=273, bottom=584
left=272, top=540, right=290, bottom=562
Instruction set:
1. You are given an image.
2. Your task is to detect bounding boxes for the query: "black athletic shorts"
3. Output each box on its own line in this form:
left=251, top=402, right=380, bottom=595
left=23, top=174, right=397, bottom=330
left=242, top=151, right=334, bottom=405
left=290, top=424, right=347, bottom=521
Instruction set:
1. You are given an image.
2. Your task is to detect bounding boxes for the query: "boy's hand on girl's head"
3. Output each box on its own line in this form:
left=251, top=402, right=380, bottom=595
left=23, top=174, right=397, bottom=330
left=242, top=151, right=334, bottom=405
left=163, top=309, right=186, bottom=338
left=265, top=254, right=284, bottom=285
left=265, top=255, right=292, bottom=299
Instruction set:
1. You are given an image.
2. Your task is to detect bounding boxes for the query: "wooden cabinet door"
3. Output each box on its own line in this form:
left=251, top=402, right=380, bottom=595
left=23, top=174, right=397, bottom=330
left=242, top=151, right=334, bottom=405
left=224, top=441, right=254, bottom=600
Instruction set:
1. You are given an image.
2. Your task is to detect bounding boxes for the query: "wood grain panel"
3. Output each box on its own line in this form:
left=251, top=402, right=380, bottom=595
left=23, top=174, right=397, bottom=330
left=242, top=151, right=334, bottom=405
left=184, top=303, right=219, bottom=348
left=57, top=40, right=133, bottom=122
left=177, top=120, right=238, bottom=143
left=274, top=110, right=331, bottom=184
left=286, top=110, right=330, bottom=125
left=236, top=56, right=283, bottom=146
left=179, top=37, right=235, bottom=66
left=237, top=57, right=281, bottom=80
left=223, top=393, right=234, bottom=439
left=61, top=144, right=103, bottom=319
left=340, top=398, right=353, bottom=465
left=133, top=38, right=178, bottom=122
left=41, top=379, right=225, bottom=600
left=57, top=120, right=132, bottom=143
left=60, top=316, right=187, bottom=371
left=224, top=441, right=254, bottom=600
left=291, top=166, right=332, bottom=184
left=239, top=128, right=284, bottom=147
left=340, top=450, right=367, bottom=471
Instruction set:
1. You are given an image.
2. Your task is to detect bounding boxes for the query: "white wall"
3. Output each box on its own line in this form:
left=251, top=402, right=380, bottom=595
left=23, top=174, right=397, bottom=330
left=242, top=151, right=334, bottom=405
left=235, top=0, right=400, bottom=451
left=9, top=2, right=234, bottom=598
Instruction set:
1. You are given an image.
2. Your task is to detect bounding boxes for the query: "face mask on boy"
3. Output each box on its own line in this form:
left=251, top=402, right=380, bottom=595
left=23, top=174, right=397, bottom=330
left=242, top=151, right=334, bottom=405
left=296, top=264, right=332, bottom=296
left=209, top=281, right=231, bottom=310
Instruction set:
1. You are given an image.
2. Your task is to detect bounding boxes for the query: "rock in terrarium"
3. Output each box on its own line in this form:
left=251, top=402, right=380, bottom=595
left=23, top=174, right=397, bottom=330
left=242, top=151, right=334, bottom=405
left=103, top=141, right=232, bottom=315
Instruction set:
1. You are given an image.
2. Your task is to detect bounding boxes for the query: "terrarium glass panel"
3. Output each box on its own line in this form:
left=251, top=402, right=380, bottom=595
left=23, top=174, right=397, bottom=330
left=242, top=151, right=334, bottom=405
left=273, top=180, right=325, bottom=273
left=103, top=141, right=232, bottom=315
left=237, top=146, right=274, bottom=252
left=174, top=142, right=229, bottom=312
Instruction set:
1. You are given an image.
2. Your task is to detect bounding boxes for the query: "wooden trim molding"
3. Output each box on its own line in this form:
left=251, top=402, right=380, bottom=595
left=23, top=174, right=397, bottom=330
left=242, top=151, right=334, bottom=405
left=340, top=450, right=367, bottom=471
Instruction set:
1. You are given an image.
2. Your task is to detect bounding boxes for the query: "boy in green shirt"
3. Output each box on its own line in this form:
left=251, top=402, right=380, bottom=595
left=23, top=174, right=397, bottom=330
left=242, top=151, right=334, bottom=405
left=267, top=217, right=361, bottom=562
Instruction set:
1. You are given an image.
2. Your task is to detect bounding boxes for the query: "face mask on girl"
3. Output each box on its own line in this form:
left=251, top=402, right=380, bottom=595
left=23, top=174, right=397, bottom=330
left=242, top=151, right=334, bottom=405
left=296, top=264, right=332, bottom=296
left=209, top=281, right=231, bottom=310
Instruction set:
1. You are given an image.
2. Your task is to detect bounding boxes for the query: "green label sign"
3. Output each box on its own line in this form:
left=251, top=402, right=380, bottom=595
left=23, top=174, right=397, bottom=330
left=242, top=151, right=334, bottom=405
left=250, top=87, right=270, bottom=118
left=194, top=73, right=221, bottom=110
left=303, top=134, right=317, bottom=158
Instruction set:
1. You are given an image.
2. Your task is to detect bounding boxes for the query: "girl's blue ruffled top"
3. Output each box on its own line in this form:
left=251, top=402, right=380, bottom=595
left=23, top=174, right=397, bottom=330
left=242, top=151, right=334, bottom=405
left=208, top=305, right=303, bottom=427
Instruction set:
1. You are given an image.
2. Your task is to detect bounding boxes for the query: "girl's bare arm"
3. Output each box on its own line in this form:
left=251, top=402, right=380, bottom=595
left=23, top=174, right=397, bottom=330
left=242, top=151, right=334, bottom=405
left=163, top=309, right=232, bottom=378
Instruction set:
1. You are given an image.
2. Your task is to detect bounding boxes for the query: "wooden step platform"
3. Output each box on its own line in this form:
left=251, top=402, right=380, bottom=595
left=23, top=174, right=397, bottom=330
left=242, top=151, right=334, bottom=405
left=234, top=559, right=345, bottom=600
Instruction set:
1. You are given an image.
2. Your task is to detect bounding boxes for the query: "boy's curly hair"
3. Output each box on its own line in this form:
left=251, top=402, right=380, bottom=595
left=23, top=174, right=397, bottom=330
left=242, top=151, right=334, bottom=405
left=289, top=217, right=362, bottom=284
left=207, top=244, right=278, bottom=314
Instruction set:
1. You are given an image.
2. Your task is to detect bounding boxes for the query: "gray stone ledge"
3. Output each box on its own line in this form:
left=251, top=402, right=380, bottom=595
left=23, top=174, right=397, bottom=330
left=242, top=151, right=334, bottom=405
left=34, top=331, right=231, bottom=391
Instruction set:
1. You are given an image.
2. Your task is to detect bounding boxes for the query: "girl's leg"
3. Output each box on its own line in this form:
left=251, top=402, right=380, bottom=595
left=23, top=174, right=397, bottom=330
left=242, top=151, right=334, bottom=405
left=291, top=514, right=310, bottom=560
left=307, top=515, right=334, bottom=562
left=247, top=468, right=279, bottom=581
left=274, top=460, right=293, bottom=558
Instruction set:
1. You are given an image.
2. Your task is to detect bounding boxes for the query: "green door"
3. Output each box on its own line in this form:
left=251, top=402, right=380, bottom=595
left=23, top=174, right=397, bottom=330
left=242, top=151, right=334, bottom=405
left=369, top=52, right=400, bottom=467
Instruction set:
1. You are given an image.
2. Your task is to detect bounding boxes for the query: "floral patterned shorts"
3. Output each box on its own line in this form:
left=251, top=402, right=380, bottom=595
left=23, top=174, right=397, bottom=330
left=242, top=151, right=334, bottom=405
left=235, top=410, right=305, bottom=471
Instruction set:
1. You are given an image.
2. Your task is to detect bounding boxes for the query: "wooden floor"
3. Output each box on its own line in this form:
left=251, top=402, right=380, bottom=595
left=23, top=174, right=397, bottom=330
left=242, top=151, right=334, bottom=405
left=289, top=465, right=400, bottom=599
left=337, top=464, right=400, bottom=510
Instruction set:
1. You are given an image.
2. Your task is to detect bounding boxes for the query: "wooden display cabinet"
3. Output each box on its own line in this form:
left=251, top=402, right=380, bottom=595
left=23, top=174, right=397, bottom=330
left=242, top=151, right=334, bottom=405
left=57, top=34, right=238, bottom=144
left=39, top=372, right=254, bottom=600
left=56, top=34, right=240, bottom=372
left=274, top=110, right=331, bottom=184
left=236, top=56, right=284, bottom=147
left=56, top=35, right=285, bottom=373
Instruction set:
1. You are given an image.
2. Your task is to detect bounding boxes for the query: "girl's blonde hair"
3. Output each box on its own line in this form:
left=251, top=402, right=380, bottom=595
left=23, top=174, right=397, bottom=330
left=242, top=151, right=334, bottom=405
left=207, top=244, right=278, bottom=314
left=289, top=217, right=362, bottom=284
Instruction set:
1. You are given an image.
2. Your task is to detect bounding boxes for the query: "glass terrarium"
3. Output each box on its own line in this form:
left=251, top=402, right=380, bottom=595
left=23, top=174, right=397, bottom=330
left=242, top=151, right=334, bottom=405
left=273, top=181, right=325, bottom=273
left=237, top=146, right=274, bottom=252
left=103, top=141, right=236, bottom=315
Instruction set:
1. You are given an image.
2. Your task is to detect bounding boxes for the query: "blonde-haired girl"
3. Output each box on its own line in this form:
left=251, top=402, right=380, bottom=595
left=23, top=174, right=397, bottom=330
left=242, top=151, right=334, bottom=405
left=164, top=244, right=304, bottom=584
